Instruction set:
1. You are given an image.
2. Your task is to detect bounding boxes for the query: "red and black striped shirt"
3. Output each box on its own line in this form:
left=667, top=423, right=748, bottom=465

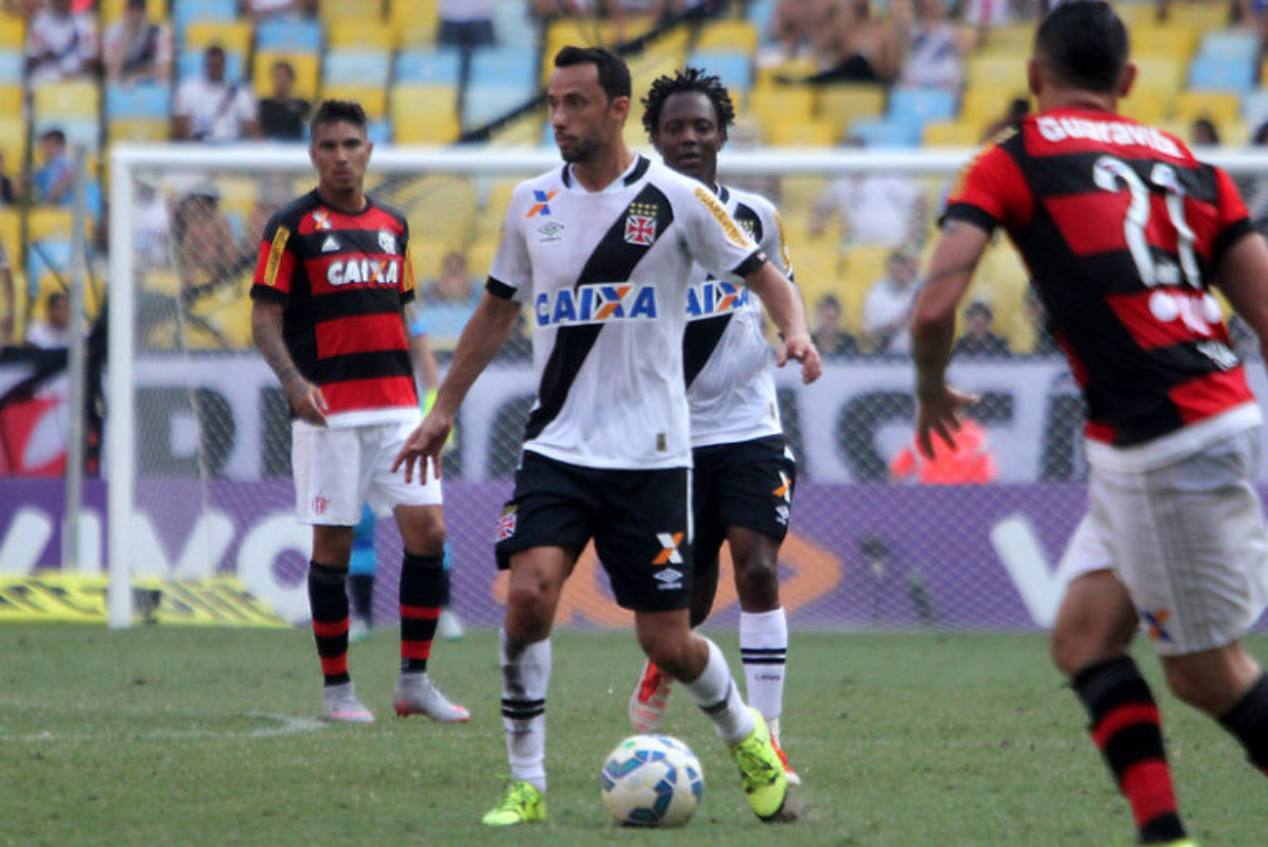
left=250, top=190, right=419, bottom=425
left=945, top=108, right=1256, bottom=448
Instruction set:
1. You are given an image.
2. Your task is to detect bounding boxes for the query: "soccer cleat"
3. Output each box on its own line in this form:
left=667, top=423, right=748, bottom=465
left=481, top=780, right=546, bottom=826
left=770, top=735, right=802, bottom=786
left=392, top=673, right=470, bottom=723
left=628, top=659, right=673, bottom=733
left=730, top=708, right=789, bottom=821
left=437, top=609, right=465, bottom=641
left=321, top=681, right=374, bottom=724
left=348, top=617, right=372, bottom=643
left=1155, top=841, right=1199, bottom=847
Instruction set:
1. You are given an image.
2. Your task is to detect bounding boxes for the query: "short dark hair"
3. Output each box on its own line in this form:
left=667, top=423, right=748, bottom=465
left=553, top=46, right=631, bottom=101
left=1034, top=0, right=1129, bottom=94
left=641, top=66, right=736, bottom=140
left=204, top=44, right=225, bottom=60
left=271, top=59, right=295, bottom=79
left=47, top=291, right=67, bottom=308
left=41, top=128, right=66, bottom=145
left=310, top=100, right=368, bottom=136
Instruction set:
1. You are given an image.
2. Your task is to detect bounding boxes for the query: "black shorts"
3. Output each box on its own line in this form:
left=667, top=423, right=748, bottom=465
left=692, top=435, right=796, bottom=574
left=494, top=451, right=692, bottom=613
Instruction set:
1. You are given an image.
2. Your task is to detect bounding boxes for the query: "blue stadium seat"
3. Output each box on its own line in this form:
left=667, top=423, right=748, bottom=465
left=747, top=0, right=778, bottom=39
left=0, top=50, right=20, bottom=84
left=106, top=83, right=171, bottom=119
left=1198, top=30, right=1259, bottom=63
left=323, top=51, right=390, bottom=87
left=463, top=84, right=534, bottom=129
left=1242, top=90, right=1268, bottom=134
left=257, top=18, right=323, bottom=52
left=887, top=86, right=957, bottom=126
left=469, top=48, right=537, bottom=87
left=367, top=120, right=392, bottom=145
left=394, top=49, right=463, bottom=85
left=1188, top=56, right=1256, bottom=93
left=686, top=51, right=753, bottom=91
left=172, top=0, right=237, bottom=31
left=847, top=116, right=921, bottom=147
left=491, top=0, right=531, bottom=42
left=177, top=50, right=244, bottom=83
left=28, top=239, right=73, bottom=286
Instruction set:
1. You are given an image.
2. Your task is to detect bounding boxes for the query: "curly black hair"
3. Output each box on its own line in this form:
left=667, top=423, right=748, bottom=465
left=641, top=66, right=736, bottom=140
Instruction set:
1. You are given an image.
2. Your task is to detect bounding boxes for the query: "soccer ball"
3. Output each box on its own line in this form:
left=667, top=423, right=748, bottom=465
left=600, top=734, right=704, bottom=827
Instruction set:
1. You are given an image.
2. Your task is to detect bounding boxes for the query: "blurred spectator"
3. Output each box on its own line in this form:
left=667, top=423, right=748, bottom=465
left=438, top=0, right=497, bottom=49
left=31, top=129, right=75, bottom=206
left=895, top=0, right=967, bottom=90
left=0, top=242, right=12, bottom=345
left=810, top=156, right=926, bottom=247
left=103, top=0, right=172, bottom=85
left=257, top=60, right=310, bottom=141
left=861, top=249, right=921, bottom=353
left=530, top=0, right=593, bottom=22
left=810, top=293, right=859, bottom=357
left=952, top=299, right=1011, bottom=357
left=889, top=417, right=997, bottom=484
left=768, top=0, right=833, bottom=62
left=413, top=251, right=481, bottom=350
left=245, top=0, right=317, bottom=19
left=132, top=178, right=169, bottom=270
left=174, top=46, right=259, bottom=143
left=1191, top=117, right=1220, bottom=147
left=785, top=0, right=902, bottom=84
left=25, top=0, right=98, bottom=86
left=0, top=151, right=15, bottom=206
left=982, top=96, right=1029, bottom=140
left=26, top=292, right=70, bottom=349
left=1022, top=288, right=1060, bottom=356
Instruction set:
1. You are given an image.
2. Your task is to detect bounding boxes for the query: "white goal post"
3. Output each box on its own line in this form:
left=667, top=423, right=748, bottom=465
left=104, top=143, right=1268, bottom=630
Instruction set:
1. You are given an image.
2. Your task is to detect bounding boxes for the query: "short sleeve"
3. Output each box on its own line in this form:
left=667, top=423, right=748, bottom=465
left=1211, top=166, right=1254, bottom=263
left=173, top=80, right=193, bottom=117
left=235, top=88, right=257, bottom=122
left=249, top=211, right=295, bottom=302
left=764, top=206, right=794, bottom=278
left=486, top=187, right=531, bottom=302
left=942, top=141, right=1033, bottom=233
left=399, top=220, right=416, bottom=304
left=682, top=183, right=765, bottom=279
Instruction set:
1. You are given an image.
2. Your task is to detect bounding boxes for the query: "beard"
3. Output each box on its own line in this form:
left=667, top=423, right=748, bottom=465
left=559, top=133, right=600, bottom=164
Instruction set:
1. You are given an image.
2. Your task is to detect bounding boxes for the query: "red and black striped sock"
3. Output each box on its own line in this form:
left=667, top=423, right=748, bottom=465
left=308, top=561, right=351, bottom=686
left=1219, top=672, right=1268, bottom=778
left=400, top=553, right=446, bottom=675
left=1073, top=656, right=1186, bottom=845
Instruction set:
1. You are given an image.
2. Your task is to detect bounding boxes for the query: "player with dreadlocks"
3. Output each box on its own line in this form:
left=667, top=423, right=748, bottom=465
left=628, top=67, right=804, bottom=784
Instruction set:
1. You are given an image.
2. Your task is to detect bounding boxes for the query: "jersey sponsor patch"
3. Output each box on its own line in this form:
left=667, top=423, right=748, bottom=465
left=534, top=283, right=659, bottom=327
left=653, top=532, right=684, bottom=565
left=686, top=279, right=750, bottom=318
left=693, top=185, right=750, bottom=249
left=327, top=257, right=402, bottom=286
left=526, top=189, right=558, bottom=218
left=262, top=225, right=291, bottom=286
left=311, top=209, right=332, bottom=230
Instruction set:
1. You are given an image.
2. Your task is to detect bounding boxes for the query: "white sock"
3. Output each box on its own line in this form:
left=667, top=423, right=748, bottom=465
left=682, top=637, right=755, bottom=745
left=740, top=608, right=788, bottom=737
left=499, top=628, right=550, bottom=792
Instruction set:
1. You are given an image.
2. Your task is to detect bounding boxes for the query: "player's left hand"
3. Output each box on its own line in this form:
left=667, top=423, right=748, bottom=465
left=776, top=333, right=823, bottom=384
left=391, top=411, right=453, bottom=484
left=915, top=384, right=980, bottom=459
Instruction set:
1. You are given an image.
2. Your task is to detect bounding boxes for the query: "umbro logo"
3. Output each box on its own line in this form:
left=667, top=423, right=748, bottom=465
left=321, top=235, right=340, bottom=253
left=653, top=567, right=684, bottom=591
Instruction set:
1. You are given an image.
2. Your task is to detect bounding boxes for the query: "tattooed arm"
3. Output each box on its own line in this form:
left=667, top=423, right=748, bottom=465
left=251, top=299, right=327, bottom=425
left=909, top=219, right=990, bottom=456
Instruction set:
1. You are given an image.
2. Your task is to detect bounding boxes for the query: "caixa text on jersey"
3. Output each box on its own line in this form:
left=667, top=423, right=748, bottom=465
left=326, top=257, right=403, bottom=286
left=535, top=283, right=658, bottom=327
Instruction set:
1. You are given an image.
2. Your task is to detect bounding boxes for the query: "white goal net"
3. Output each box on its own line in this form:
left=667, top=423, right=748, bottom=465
left=104, top=144, right=1268, bottom=633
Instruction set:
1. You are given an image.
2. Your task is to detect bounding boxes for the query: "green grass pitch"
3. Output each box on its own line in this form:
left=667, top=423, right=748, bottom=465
left=1, top=625, right=1264, bottom=846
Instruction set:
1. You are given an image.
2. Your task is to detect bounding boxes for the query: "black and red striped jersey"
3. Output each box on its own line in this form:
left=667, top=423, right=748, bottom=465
left=944, top=107, right=1258, bottom=452
left=249, top=189, right=419, bottom=427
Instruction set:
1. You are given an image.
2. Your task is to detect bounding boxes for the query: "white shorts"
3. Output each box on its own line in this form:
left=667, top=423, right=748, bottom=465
left=292, top=418, right=442, bottom=526
left=1067, top=429, right=1268, bottom=656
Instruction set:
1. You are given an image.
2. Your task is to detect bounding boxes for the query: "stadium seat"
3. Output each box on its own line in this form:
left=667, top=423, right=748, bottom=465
left=1130, top=58, right=1185, bottom=95
left=0, top=116, right=26, bottom=165
left=256, top=17, right=323, bottom=52
left=0, top=207, right=18, bottom=262
left=1188, top=55, right=1256, bottom=93
left=0, top=84, right=19, bottom=117
left=394, top=49, right=462, bottom=85
left=686, top=51, right=753, bottom=92
left=106, top=83, right=171, bottom=119
left=0, top=50, right=20, bottom=84
left=768, top=119, right=837, bottom=146
left=366, top=120, right=392, bottom=145
left=322, top=84, right=387, bottom=120
left=108, top=118, right=171, bottom=144
left=1130, top=26, right=1199, bottom=61
left=977, top=24, right=1031, bottom=54
left=1241, top=90, right=1268, bottom=134
left=747, top=0, right=778, bottom=37
left=178, top=50, right=244, bottom=83
left=183, top=21, right=251, bottom=57
left=1198, top=29, right=1260, bottom=63
left=101, top=0, right=166, bottom=22
left=960, top=86, right=1030, bottom=126
left=394, top=111, right=459, bottom=145
left=463, top=84, right=535, bottom=129
left=34, top=82, right=100, bottom=121
left=695, top=20, right=759, bottom=52
left=0, top=14, right=22, bottom=49
left=1172, top=91, right=1240, bottom=125
left=1120, top=87, right=1169, bottom=124
left=816, top=85, right=886, bottom=135
left=253, top=52, right=320, bottom=101
left=966, top=55, right=1027, bottom=88
left=848, top=116, right=921, bottom=147
left=748, top=86, right=814, bottom=135
left=172, top=0, right=237, bottom=30
left=26, top=238, right=72, bottom=287
left=320, top=0, right=383, bottom=25
left=923, top=120, right=982, bottom=146
left=887, top=86, right=957, bottom=127
left=327, top=19, right=395, bottom=51
left=391, top=0, right=439, bottom=47
left=490, top=111, right=545, bottom=147
left=470, top=48, right=538, bottom=88
left=324, top=51, right=391, bottom=87
left=1168, top=1, right=1234, bottom=31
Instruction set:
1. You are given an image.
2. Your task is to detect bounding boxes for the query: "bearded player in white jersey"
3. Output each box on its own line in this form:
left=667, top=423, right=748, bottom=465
left=393, top=46, right=821, bottom=826
left=626, top=67, right=804, bottom=785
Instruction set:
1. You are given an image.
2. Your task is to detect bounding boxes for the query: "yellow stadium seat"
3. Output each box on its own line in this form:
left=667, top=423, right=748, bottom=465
left=1115, top=3, right=1159, bottom=26
left=1129, top=26, right=1199, bottom=60
left=748, top=85, right=814, bottom=137
left=1120, top=87, right=1168, bottom=124
left=33, top=81, right=99, bottom=120
left=0, top=116, right=26, bottom=166
left=754, top=58, right=815, bottom=89
left=768, top=119, right=837, bottom=146
left=1168, top=2, right=1232, bottom=31
left=695, top=20, right=759, bottom=52
left=327, top=19, right=396, bottom=50
left=29, top=207, right=75, bottom=241
left=923, top=120, right=983, bottom=146
left=184, top=21, right=251, bottom=57
left=108, top=118, right=170, bottom=144
left=960, top=86, right=1030, bottom=125
left=816, top=84, right=886, bottom=134
left=100, top=0, right=165, bottom=22
left=965, top=55, right=1027, bottom=88
left=979, top=24, right=1032, bottom=53
left=0, top=14, right=23, bottom=49
left=1129, top=58, right=1184, bottom=95
left=394, top=111, right=460, bottom=144
left=391, top=84, right=459, bottom=122
left=253, top=52, right=321, bottom=101
left=491, top=112, right=545, bottom=147
left=0, top=207, right=18, bottom=263
left=1172, top=91, right=1240, bottom=124
left=322, top=0, right=384, bottom=24
left=322, top=84, right=387, bottom=120
left=0, top=85, right=20, bottom=116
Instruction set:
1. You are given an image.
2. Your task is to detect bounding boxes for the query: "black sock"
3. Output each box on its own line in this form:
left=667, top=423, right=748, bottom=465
left=349, top=574, right=375, bottom=625
left=1072, top=656, right=1185, bottom=844
left=308, top=561, right=350, bottom=686
left=1218, top=673, right=1268, bottom=777
left=399, top=553, right=446, bottom=674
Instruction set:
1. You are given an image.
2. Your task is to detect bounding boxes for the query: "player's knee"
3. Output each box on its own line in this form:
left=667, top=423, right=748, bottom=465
left=734, top=554, right=780, bottom=608
left=398, top=507, right=445, bottom=555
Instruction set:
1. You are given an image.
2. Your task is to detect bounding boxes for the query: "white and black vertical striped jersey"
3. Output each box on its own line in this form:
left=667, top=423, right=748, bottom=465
left=684, top=184, right=794, bottom=448
left=487, top=155, right=766, bottom=470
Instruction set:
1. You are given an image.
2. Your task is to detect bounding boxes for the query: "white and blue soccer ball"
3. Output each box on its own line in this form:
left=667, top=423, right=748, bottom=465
left=600, top=734, right=704, bottom=827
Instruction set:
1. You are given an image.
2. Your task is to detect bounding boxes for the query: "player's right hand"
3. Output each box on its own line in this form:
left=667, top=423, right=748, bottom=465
left=392, top=411, right=452, bottom=484
left=776, top=332, right=823, bottom=384
left=286, top=378, right=328, bottom=426
left=915, top=384, right=979, bottom=459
